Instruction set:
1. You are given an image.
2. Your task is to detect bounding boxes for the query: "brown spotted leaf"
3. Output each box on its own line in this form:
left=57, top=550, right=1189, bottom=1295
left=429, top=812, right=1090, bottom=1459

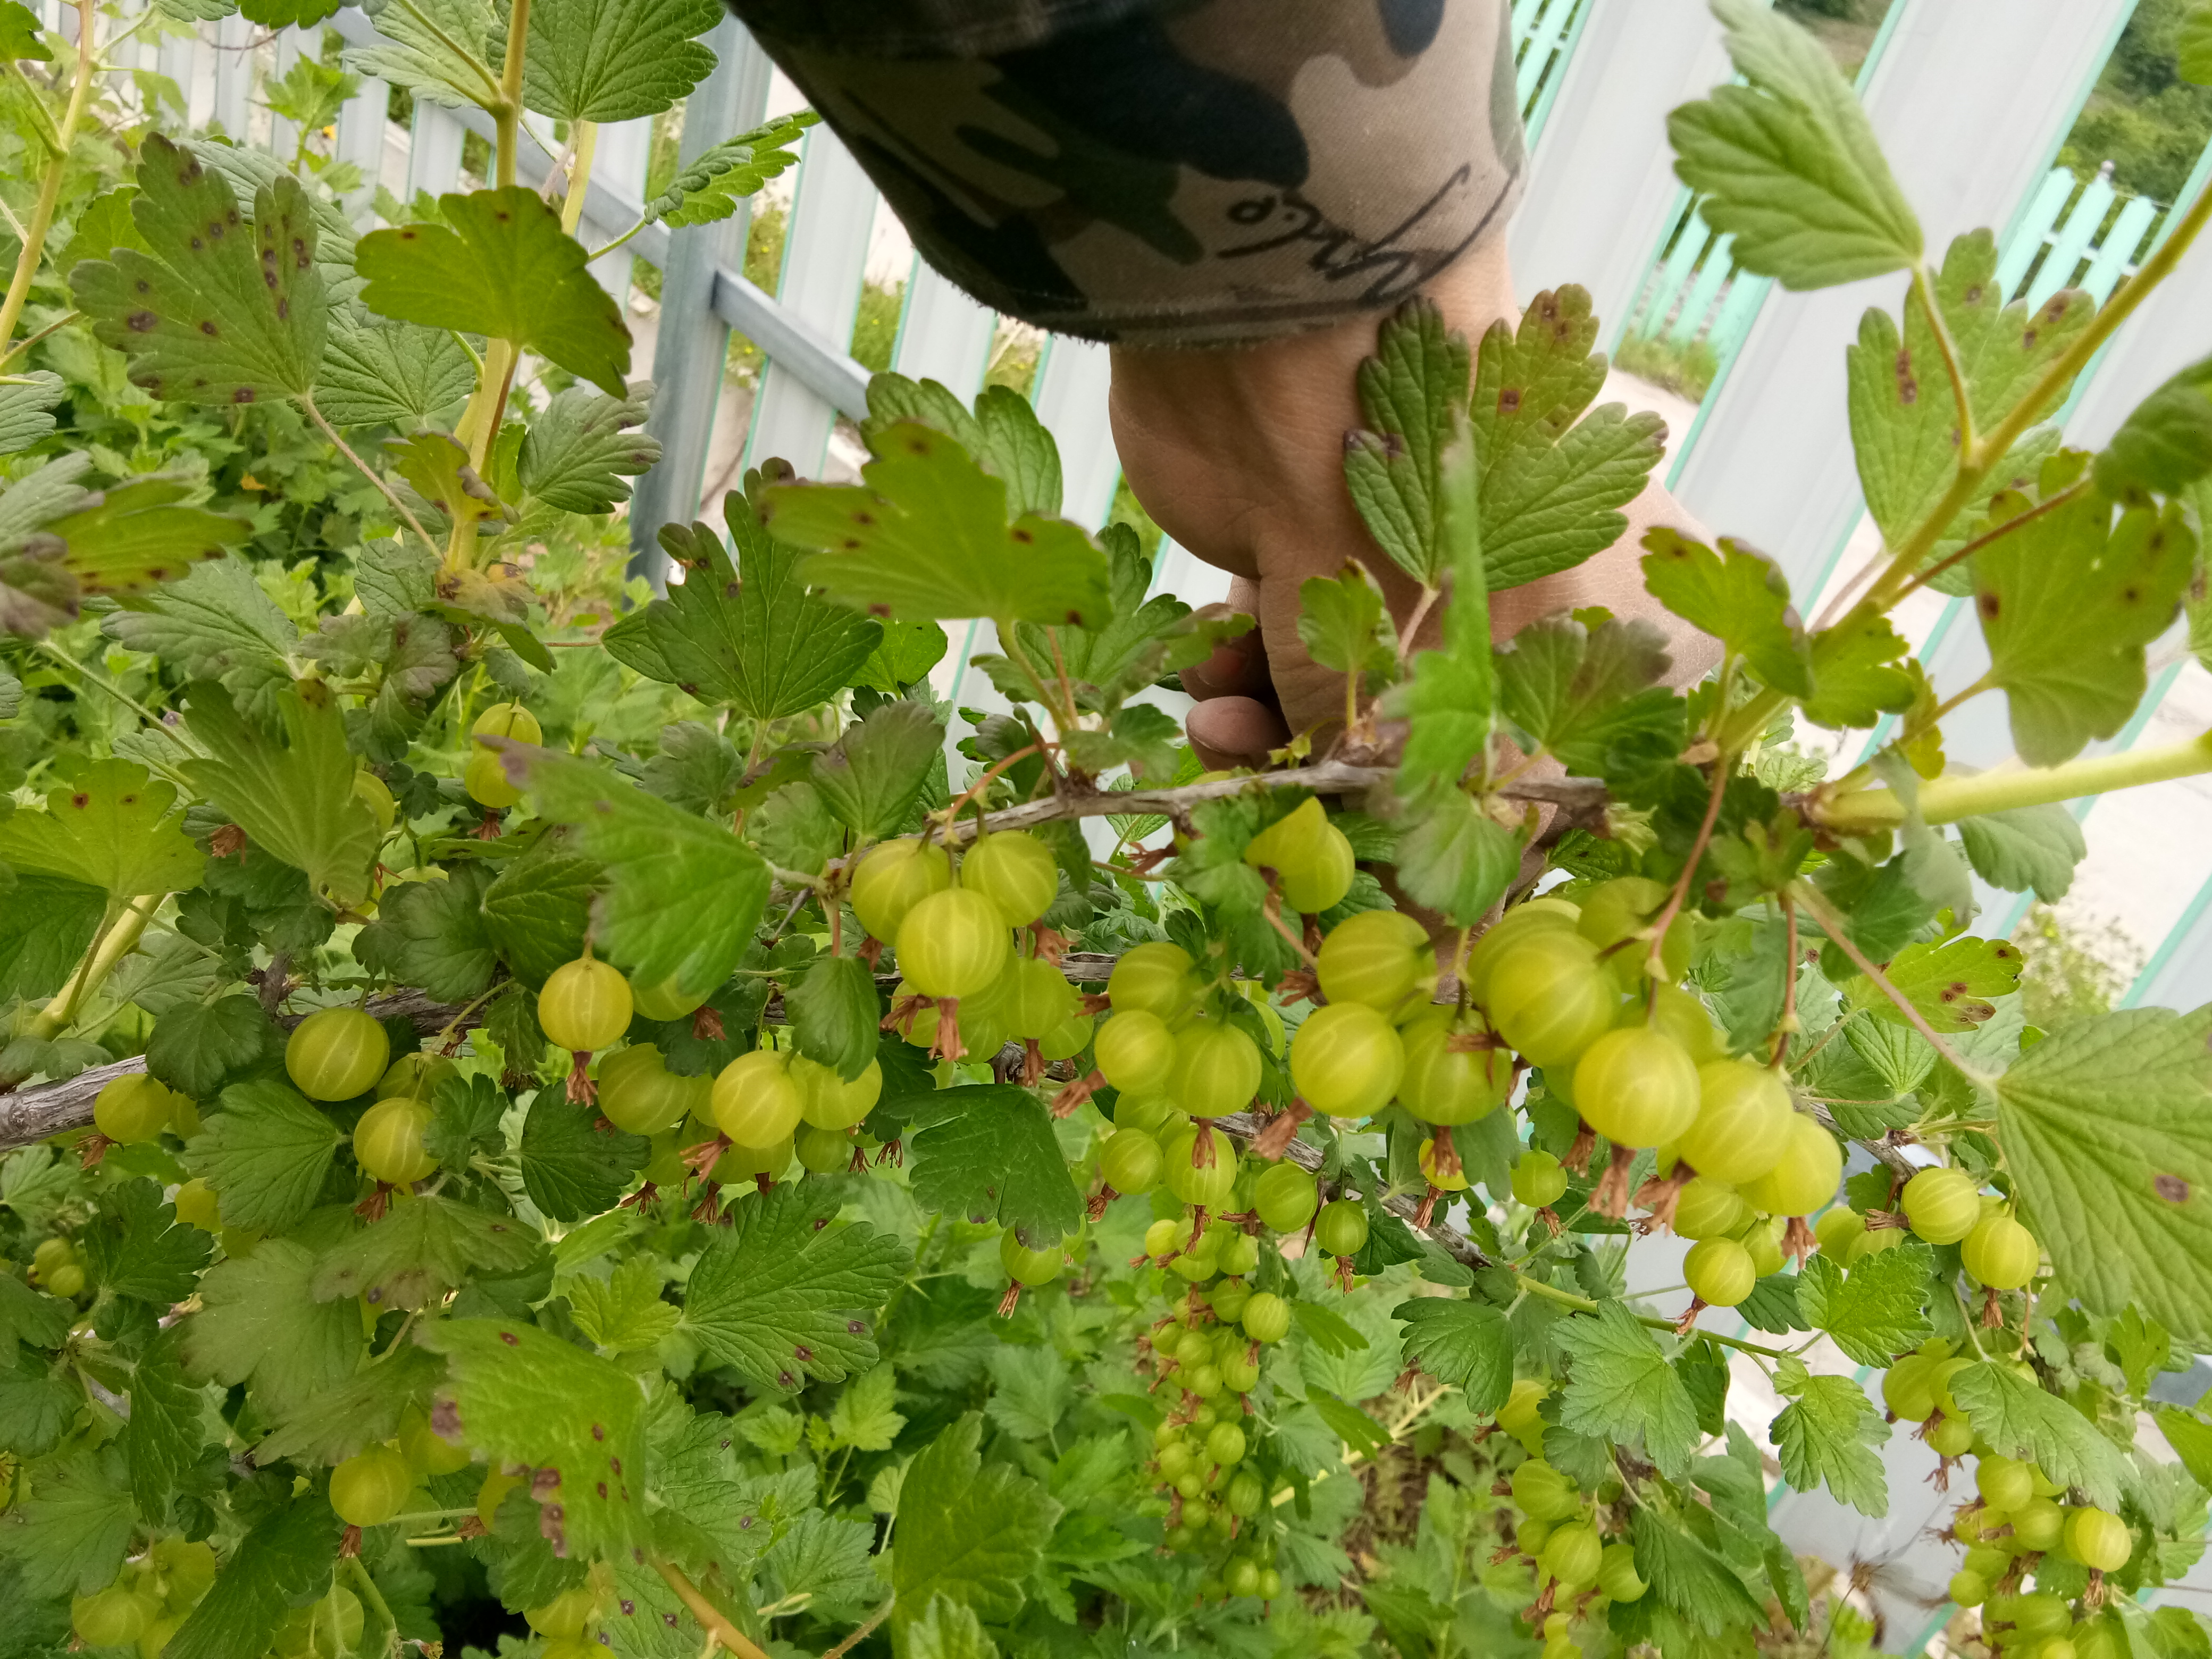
left=760, top=421, right=1112, bottom=627
left=45, top=473, right=252, bottom=601
left=71, top=132, right=326, bottom=405
left=1845, top=933, right=2023, bottom=1032
left=311, top=1194, right=540, bottom=1311
left=419, top=1317, right=651, bottom=1561
left=385, top=430, right=513, bottom=532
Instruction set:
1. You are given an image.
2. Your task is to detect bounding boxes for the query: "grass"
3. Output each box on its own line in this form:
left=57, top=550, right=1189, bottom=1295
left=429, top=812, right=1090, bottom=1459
left=1613, top=331, right=1719, bottom=403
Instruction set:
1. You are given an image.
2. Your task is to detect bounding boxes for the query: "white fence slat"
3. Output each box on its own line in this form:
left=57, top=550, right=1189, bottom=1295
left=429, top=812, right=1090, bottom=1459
left=1508, top=0, right=1731, bottom=340
left=333, top=76, right=389, bottom=223
left=2026, top=167, right=2115, bottom=312
left=1992, top=168, right=2075, bottom=297
left=406, top=104, right=466, bottom=200
left=1666, top=0, right=2134, bottom=600
left=588, top=118, right=653, bottom=303
left=890, top=260, right=997, bottom=402
left=741, top=125, right=877, bottom=477
left=210, top=10, right=250, bottom=137
left=266, top=29, right=305, bottom=160
left=1029, top=336, right=1118, bottom=530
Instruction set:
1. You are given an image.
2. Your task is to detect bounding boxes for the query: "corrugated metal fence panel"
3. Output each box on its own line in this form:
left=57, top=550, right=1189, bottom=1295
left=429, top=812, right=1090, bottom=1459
left=890, top=262, right=997, bottom=404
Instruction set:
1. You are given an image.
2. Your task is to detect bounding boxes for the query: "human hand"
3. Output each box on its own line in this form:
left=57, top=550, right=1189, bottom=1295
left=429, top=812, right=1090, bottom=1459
left=1107, top=246, right=1712, bottom=769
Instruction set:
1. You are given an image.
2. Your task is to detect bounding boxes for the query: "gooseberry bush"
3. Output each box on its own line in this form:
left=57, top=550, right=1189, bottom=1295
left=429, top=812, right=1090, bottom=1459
left=4, top=0, right=2212, bottom=1655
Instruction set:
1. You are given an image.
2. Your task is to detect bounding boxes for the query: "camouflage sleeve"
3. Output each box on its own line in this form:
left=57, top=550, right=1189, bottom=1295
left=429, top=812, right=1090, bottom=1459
left=722, top=0, right=1527, bottom=347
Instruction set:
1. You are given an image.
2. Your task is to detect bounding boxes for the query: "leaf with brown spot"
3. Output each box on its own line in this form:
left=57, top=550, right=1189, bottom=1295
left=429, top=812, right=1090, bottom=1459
left=0, top=757, right=204, bottom=896
left=311, top=1194, right=543, bottom=1311
left=71, top=133, right=326, bottom=405
left=1844, top=933, right=2023, bottom=1032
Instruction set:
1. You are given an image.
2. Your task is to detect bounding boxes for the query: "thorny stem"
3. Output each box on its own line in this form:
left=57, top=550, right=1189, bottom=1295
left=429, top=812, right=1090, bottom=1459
left=823, top=1602, right=894, bottom=1659
left=1396, top=582, right=1444, bottom=668
left=653, top=1560, right=773, bottom=1659
left=1898, top=477, right=2091, bottom=604
left=1790, top=883, right=1995, bottom=1088
left=0, top=0, right=96, bottom=356
left=305, top=394, right=439, bottom=552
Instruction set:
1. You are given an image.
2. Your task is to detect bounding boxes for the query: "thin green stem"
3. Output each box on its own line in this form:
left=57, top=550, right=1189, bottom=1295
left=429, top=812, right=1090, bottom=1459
left=390, top=0, right=502, bottom=108
left=653, top=1560, right=773, bottom=1659
left=0, top=309, right=82, bottom=370
left=1819, top=731, right=2212, bottom=831
left=1911, top=262, right=1974, bottom=459
left=32, top=638, right=174, bottom=733
left=1790, top=882, right=1995, bottom=1087
left=495, top=0, right=530, bottom=188
left=824, top=1602, right=894, bottom=1659
left=344, top=1555, right=402, bottom=1659
left=586, top=216, right=649, bottom=262
left=304, top=393, right=438, bottom=552
left=1509, top=1271, right=1794, bottom=1361
left=1898, top=477, right=2090, bottom=605
left=0, top=0, right=97, bottom=355
left=558, top=118, right=598, bottom=237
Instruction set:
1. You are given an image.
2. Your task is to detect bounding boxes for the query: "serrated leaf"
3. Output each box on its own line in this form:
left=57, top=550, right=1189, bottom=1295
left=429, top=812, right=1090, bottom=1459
left=1803, top=610, right=1915, bottom=729
left=1955, top=802, right=2084, bottom=902
left=810, top=698, right=942, bottom=839
left=633, top=498, right=880, bottom=716
left=355, top=862, right=498, bottom=1001
left=1630, top=1504, right=1767, bottom=1636
left=124, top=1326, right=211, bottom=1523
left=314, top=306, right=476, bottom=429
left=515, top=0, right=718, bottom=122
left=644, top=114, right=816, bottom=227
left=0, top=1359, right=74, bottom=1459
left=518, top=382, right=661, bottom=514
left=1845, top=934, right=2022, bottom=1032
left=421, top=1318, right=651, bottom=1559
left=1391, top=786, right=1519, bottom=927
left=570, top=1258, right=680, bottom=1354
left=1472, top=287, right=1667, bottom=590
left=48, top=471, right=253, bottom=602
left=762, top=1507, right=878, bottom=1612
left=1296, top=563, right=1395, bottom=692
left=314, top=1195, right=542, bottom=1310
left=0, top=875, right=98, bottom=1000
left=71, top=133, right=326, bottom=404
left=907, top=1085, right=1084, bottom=1245
left=761, top=422, right=1112, bottom=627
left=1495, top=612, right=1683, bottom=778
left=520, top=1094, right=646, bottom=1221
left=79, top=1177, right=211, bottom=1305
left=479, top=837, right=598, bottom=986
left=861, top=375, right=1064, bottom=517
left=682, top=1184, right=905, bottom=1394
left=1667, top=0, right=1921, bottom=289
left=1641, top=527, right=1810, bottom=696
left=186, top=1076, right=343, bottom=1231
left=1554, top=1300, right=1700, bottom=1477
left=495, top=745, right=772, bottom=999
left=103, top=556, right=296, bottom=724
left=183, top=680, right=379, bottom=907
left=752, top=782, right=840, bottom=877
left=852, top=617, right=950, bottom=695
left=177, top=1238, right=365, bottom=1417
left=1975, top=482, right=2193, bottom=766
left=790, top=953, right=878, bottom=1080
left=1388, top=418, right=1496, bottom=796
left=253, top=1339, right=443, bottom=1467
left=1392, top=1299, right=1512, bottom=1412
left=1946, top=1361, right=2130, bottom=1509
left=1795, top=1244, right=1933, bottom=1365
left=347, top=0, right=501, bottom=111
left=1059, top=702, right=1183, bottom=782
left=1344, top=296, right=1472, bottom=586
left=387, top=429, right=511, bottom=531
left=984, top=1347, right=1071, bottom=1443
left=0, top=1275, right=72, bottom=1363
left=892, top=1413, right=1059, bottom=1629
left=0, top=757, right=204, bottom=897
left=905, top=1597, right=1000, bottom=1659
left=1995, top=1007, right=2212, bottom=1345
left=0, top=1446, right=135, bottom=1598
left=356, top=187, right=631, bottom=397
left=0, top=370, right=62, bottom=455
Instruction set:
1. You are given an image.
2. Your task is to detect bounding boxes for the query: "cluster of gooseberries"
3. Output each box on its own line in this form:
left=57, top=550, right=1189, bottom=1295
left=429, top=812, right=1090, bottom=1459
left=1493, top=1381, right=1649, bottom=1639
left=66, top=1537, right=217, bottom=1656
left=1819, top=1163, right=2045, bottom=1322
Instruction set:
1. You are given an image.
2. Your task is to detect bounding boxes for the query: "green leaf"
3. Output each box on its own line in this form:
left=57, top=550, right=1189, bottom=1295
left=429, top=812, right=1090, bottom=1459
left=148, top=997, right=280, bottom=1108
left=44, top=471, right=252, bottom=604
left=790, top=953, right=878, bottom=1080
left=253, top=1339, right=443, bottom=1469
left=166, top=1490, right=343, bottom=1659
left=1667, top=0, right=1922, bottom=288
left=2156, top=1406, right=2212, bottom=1494
left=479, top=837, right=599, bottom=986
left=1995, top=1007, right=2212, bottom=1345
left=1391, top=787, right=1520, bottom=927
left=1554, top=1300, right=1701, bottom=1477
left=1309, top=1389, right=1394, bottom=1459
left=1641, top=528, right=1810, bottom=696
left=495, top=746, right=772, bottom=999
left=1388, top=420, right=1495, bottom=796
left=1495, top=613, right=1683, bottom=778
left=0, top=757, right=203, bottom=896
left=0, top=4, right=51, bottom=62
left=1343, top=296, right=1472, bottom=586
left=851, top=618, right=950, bottom=695
left=354, top=862, right=498, bottom=1002
left=387, top=429, right=512, bottom=533
left=347, top=0, right=501, bottom=111
left=519, top=1094, right=646, bottom=1221
left=314, top=306, right=476, bottom=430
left=422, top=1317, right=652, bottom=1559
left=517, top=383, right=661, bottom=514
left=186, top=1076, right=343, bottom=1231
left=1795, top=1245, right=1932, bottom=1366
left=1470, top=287, right=1668, bottom=590
left=633, top=500, right=881, bottom=716
left=1845, top=934, right=2023, bottom=1032
left=314, top=1195, right=542, bottom=1310
left=1850, top=232, right=2093, bottom=547
left=125, top=1326, right=211, bottom=1523
left=1059, top=702, right=1184, bottom=782
left=183, top=680, right=379, bottom=907
left=71, top=133, right=326, bottom=404
left=907, top=1085, right=1084, bottom=1245
left=682, top=1184, right=904, bottom=1394
left=1630, top=1504, right=1767, bottom=1636
left=905, top=1597, right=1001, bottom=1659
left=983, top=1347, right=1070, bottom=1443
left=2100, top=348, right=2212, bottom=496
left=515, top=0, right=717, bottom=121
left=761, top=1509, right=878, bottom=1612
left=1955, top=803, right=2085, bottom=902
left=80, top=1178, right=211, bottom=1305
left=356, top=187, right=632, bottom=397
left=761, top=422, right=1112, bottom=627
left=1802, top=610, right=1916, bottom=730
left=0, top=1446, right=135, bottom=1598
left=1393, top=1298, right=1512, bottom=1412
left=1946, top=1361, right=2130, bottom=1509
left=644, top=113, right=817, bottom=227
left=0, top=1274, right=72, bottom=1363
left=1296, top=563, right=1396, bottom=692
left=1975, top=476, right=2194, bottom=766
left=0, top=875, right=104, bottom=999
left=891, top=1413, right=1059, bottom=1630
left=810, top=698, right=943, bottom=840
left=0, top=370, right=63, bottom=456
left=752, top=782, right=841, bottom=877
left=104, top=556, right=296, bottom=724
left=569, top=1258, right=680, bottom=1355
left=0, top=1359, right=73, bottom=1459
left=177, top=1238, right=365, bottom=1418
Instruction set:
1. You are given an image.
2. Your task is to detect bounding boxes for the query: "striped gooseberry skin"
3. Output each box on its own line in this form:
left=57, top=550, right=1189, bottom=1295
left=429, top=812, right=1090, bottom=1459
left=1738, top=1113, right=1842, bottom=1217
left=793, top=1054, right=882, bottom=1130
left=1313, top=1198, right=1369, bottom=1258
left=354, top=1096, right=437, bottom=1185
left=894, top=888, right=1010, bottom=999
left=94, top=1074, right=175, bottom=1144
left=1163, top=1122, right=1239, bottom=1208
left=598, top=1044, right=707, bottom=1136
left=286, top=1006, right=392, bottom=1102
left=1900, top=1166, right=1982, bottom=1245
left=1962, top=1213, right=2041, bottom=1289
left=712, top=1049, right=802, bottom=1148
left=1098, top=1127, right=1163, bottom=1195
left=1001, top=1229, right=1065, bottom=1286
left=1095, top=1010, right=1177, bottom=1093
left=1683, top=1236, right=1756, bottom=1307
left=1571, top=1027, right=1699, bottom=1149
left=1675, top=1059, right=1792, bottom=1183
left=1288, top=1002, right=1405, bottom=1117
left=1397, top=1010, right=1511, bottom=1127
left=1170, top=1019, right=1262, bottom=1118
left=1315, top=908, right=1432, bottom=1013
left=1253, top=1161, right=1318, bottom=1233
left=1107, top=941, right=1196, bottom=1019
left=1485, top=930, right=1615, bottom=1070
left=538, top=957, right=634, bottom=1053
left=631, top=973, right=710, bottom=1023
left=1462, top=898, right=1579, bottom=1006
left=996, top=955, right=1077, bottom=1039
left=962, top=830, right=1059, bottom=926
left=849, top=837, right=952, bottom=942
left=330, top=1443, right=413, bottom=1527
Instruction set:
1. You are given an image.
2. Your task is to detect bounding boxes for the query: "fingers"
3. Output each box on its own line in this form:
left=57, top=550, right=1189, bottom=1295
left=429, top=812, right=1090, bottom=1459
left=1185, top=696, right=1292, bottom=772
